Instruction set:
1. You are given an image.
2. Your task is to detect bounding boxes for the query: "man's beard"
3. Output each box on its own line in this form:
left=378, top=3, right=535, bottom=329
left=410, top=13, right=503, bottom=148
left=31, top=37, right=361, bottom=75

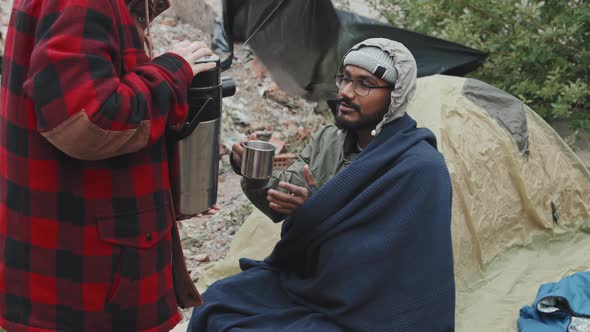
left=333, top=98, right=389, bottom=131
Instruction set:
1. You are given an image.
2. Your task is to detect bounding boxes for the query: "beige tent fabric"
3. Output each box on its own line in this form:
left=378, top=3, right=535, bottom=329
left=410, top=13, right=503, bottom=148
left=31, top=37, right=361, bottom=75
left=456, top=230, right=590, bottom=331
left=409, top=75, right=590, bottom=281
left=197, top=75, right=590, bottom=331
left=409, top=75, right=590, bottom=330
left=196, top=209, right=281, bottom=292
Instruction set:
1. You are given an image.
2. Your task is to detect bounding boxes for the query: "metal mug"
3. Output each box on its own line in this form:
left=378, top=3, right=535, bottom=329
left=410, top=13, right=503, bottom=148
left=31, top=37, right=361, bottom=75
left=241, top=140, right=275, bottom=180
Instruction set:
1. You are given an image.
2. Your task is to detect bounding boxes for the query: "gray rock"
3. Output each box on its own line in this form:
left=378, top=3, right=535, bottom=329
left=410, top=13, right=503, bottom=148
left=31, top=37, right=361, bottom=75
left=166, top=0, right=215, bottom=33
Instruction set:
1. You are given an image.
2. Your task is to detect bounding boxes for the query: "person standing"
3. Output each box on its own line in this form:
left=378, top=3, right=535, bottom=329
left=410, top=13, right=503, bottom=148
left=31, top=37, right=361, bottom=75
left=0, top=0, right=216, bottom=330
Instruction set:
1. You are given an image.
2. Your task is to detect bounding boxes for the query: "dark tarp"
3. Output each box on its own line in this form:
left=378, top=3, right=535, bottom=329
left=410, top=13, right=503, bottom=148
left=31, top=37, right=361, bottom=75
left=214, top=0, right=488, bottom=100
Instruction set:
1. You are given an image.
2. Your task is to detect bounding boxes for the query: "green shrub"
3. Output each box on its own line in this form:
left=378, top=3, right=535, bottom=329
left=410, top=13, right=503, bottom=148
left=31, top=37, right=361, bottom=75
left=374, top=0, right=590, bottom=129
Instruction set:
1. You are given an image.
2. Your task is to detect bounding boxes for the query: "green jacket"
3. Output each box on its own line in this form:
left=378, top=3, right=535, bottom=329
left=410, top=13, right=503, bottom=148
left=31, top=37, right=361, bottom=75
left=241, top=37, right=419, bottom=222
left=241, top=125, right=360, bottom=222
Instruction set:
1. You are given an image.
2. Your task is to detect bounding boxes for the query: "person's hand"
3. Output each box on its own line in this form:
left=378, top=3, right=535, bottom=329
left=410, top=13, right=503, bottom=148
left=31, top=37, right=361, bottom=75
left=176, top=204, right=221, bottom=220
left=267, top=165, right=317, bottom=215
left=230, top=133, right=257, bottom=173
left=195, top=204, right=221, bottom=218
left=167, top=40, right=217, bottom=76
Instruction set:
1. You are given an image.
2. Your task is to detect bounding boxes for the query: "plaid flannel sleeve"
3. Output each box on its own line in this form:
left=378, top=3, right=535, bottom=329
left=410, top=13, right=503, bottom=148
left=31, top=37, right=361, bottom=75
left=23, top=0, right=193, bottom=160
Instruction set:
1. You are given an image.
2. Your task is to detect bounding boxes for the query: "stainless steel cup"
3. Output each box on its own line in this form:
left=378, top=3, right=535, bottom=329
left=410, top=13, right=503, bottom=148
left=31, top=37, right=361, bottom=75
left=241, top=141, right=275, bottom=180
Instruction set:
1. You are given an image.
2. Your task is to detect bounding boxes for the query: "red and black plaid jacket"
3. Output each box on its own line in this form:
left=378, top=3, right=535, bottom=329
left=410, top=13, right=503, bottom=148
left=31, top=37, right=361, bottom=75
left=0, top=0, right=194, bottom=331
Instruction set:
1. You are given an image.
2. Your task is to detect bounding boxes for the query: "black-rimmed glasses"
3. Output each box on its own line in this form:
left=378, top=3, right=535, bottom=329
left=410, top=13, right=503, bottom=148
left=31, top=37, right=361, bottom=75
left=336, top=74, right=394, bottom=96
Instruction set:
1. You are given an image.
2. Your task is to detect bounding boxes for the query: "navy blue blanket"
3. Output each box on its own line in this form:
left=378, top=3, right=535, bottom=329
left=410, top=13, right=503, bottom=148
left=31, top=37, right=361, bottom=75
left=188, top=114, right=455, bottom=331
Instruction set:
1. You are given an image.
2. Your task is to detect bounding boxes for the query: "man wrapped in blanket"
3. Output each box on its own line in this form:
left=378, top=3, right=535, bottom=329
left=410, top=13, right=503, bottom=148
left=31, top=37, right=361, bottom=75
left=189, top=38, right=456, bottom=331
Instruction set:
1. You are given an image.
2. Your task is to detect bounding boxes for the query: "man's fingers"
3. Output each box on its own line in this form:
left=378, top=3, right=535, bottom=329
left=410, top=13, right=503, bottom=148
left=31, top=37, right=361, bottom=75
left=303, top=165, right=317, bottom=187
left=278, top=182, right=308, bottom=197
left=189, top=47, right=213, bottom=63
left=191, top=61, right=217, bottom=76
left=186, top=41, right=208, bottom=53
left=269, top=202, right=293, bottom=215
left=249, top=133, right=257, bottom=141
left=267, top=190, right=301, bottom=206
left=203, top=208, right=218, bottom=216
left=232, top=142, right=244, bottom=155
left=268, top=188, right=305, bottom=206
left=231, top=143, right=243, bottom=165
left=167, top=41, right=216, bottom=77
left=171, top=40, right=190, bottom=50
left=267, top=194, right=298, bottom=210
left=193, top=205, right=221, bottom=218
left=232, top=154, right=241, bottom=167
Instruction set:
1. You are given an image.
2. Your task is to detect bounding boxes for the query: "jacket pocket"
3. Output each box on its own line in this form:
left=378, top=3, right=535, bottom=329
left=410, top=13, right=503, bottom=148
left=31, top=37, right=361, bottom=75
left=96, top=197, right=175, bottom=313
left=96, top=200, right=172, bottom=249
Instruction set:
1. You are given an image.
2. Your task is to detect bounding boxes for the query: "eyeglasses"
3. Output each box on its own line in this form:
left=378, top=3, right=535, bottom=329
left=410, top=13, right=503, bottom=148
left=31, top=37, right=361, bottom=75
left=336, top=74, right=394, bottom=97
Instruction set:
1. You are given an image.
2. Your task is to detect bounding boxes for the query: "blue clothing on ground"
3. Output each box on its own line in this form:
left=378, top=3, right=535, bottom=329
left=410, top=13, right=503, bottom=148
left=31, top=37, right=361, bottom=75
left=188, top=114, right=456, bottom=331
left=519, top=271, right=590, bottom=332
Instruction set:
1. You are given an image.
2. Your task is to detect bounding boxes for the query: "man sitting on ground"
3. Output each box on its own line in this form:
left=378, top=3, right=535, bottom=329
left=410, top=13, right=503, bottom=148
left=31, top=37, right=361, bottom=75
left=188, top=38, right=456, bottom=331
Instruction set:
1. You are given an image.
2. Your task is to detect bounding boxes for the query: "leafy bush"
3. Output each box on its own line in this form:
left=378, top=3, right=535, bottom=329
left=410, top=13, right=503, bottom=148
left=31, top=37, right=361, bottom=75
left=374, top=0, right=590, bottom=129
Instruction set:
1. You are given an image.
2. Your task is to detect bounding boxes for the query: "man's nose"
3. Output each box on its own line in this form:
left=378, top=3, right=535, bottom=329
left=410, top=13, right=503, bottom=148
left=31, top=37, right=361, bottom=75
left=338, top=81, right=356, bottom=99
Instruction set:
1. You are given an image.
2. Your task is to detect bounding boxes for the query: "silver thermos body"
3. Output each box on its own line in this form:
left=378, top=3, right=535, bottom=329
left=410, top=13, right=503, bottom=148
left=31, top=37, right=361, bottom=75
left=178, top=117, right=221, bottom=215
left=174, top=55, right=236, bottom=215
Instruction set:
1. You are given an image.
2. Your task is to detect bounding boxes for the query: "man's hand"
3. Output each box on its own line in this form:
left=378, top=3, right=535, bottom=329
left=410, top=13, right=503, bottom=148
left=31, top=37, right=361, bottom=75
left=196, top=204, right=222, bottom=218
left=167, top=40, right=217, bottom=76
left=176, top=204, right=221, bottom=220
left=267, top=165, right=317, bottom=215
left=230, top=133, right=257, bottom=174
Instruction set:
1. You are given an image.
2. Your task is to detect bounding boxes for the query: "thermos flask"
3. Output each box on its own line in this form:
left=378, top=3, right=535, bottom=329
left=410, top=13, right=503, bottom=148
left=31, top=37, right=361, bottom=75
left=173, top=55, right=236, bottom=215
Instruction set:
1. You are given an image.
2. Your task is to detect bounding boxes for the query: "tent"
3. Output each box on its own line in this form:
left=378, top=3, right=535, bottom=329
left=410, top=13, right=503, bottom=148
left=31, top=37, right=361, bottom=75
left=214, top=0, right=488, bottom=100
left=196, top=75, right=590, bottom=331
